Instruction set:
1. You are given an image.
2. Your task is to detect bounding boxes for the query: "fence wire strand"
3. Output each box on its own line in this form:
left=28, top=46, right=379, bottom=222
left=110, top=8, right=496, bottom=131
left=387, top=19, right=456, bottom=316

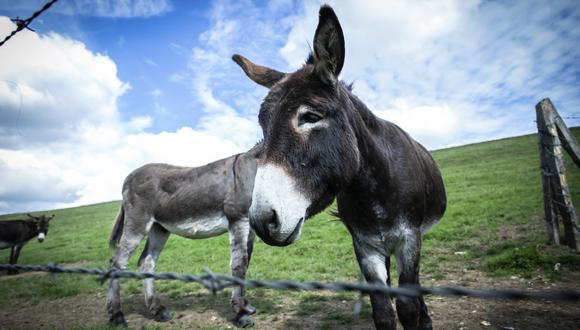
left=1, top=263, right=580, bottom=302
left=0, top=0, right=59, bottom=48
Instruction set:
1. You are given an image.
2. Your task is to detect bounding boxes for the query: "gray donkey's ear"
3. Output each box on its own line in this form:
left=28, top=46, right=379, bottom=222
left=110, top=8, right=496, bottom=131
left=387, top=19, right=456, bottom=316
left=312, top=5, right=345, bottom=85
left=232, top=54, right=285, bottom=88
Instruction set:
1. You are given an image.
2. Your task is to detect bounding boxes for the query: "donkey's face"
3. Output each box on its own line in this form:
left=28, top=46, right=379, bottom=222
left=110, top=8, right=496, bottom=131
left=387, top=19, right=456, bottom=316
left=28, top=214, right=54, bottom=242
left=234, top=6, right=359, bottom=246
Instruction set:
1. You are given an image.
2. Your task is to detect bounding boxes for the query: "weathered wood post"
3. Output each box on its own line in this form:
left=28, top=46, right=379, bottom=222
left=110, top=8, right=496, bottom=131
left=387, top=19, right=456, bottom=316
left=535, top=98, right=580, bottom=251
left=536, top=100, right=561, bottom=245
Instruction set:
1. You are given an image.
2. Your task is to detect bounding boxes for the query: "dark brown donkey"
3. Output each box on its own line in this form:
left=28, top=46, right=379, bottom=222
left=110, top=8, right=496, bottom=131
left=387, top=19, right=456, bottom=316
left=233, top=5, right=446, bottom=330
left=106, top=143, right=261, bottom=328
left=0, top=214, right=54, bottom=274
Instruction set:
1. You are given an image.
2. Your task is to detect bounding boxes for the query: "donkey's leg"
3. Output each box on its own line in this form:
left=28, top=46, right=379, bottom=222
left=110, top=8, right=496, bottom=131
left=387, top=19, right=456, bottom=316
left=8, top=244, right=22, bottom=275
left=243, top=228, right=256, bottom=315
left=138, top=222, right=171, bottom=322
left=395, top=228, right=430, bottom=330
left=228, top=217, right=255, bottom=328
left=106, top=209, right=149, bottom=326
left=354, top=240, right=396, bottom=330
left=246, top=229, right=256, bottom=266
left=417, top=296, right=432, bottom=330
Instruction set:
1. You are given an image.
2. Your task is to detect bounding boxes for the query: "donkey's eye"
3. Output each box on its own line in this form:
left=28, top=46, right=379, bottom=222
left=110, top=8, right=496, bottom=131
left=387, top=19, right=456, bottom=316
left=299, top=112, right=323, bottom=125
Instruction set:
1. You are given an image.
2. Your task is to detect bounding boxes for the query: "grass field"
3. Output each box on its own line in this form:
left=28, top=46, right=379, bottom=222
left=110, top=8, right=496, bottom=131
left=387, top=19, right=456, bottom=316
left=1, top=129, right=580, bottom=329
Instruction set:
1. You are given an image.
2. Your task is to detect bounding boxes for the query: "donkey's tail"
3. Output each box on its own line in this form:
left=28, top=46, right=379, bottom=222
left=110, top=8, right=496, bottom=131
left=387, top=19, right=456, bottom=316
left=109, top=205, right=125, bottom=250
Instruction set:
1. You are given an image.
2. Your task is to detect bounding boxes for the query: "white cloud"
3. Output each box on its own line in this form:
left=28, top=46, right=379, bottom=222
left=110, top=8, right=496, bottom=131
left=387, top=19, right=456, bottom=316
left=150, top=88, right=163, bottom=97
left=168, top=73, right=185, bottom=83
left=0, top=17, right=244, bottom=214
left=1, top=0, right=172, bottom=18
left=144, top=58, right=159, bottom=67
left=184, top=0, right=293, bottom=151
left=280, top=0, right=475, bottom=69
left=278, top=0, right=580, bottom=149
left=60, top=0, right=173, bottom=18
left=374, top=100, right=503, bottom=148
left=0, top=17, right=129, bottom=147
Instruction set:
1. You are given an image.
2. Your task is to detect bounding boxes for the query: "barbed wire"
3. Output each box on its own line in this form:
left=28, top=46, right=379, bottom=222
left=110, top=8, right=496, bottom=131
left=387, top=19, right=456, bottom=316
left=0, top=0, right=59, bottom=48
left=1, top=263, right=580, bottom=302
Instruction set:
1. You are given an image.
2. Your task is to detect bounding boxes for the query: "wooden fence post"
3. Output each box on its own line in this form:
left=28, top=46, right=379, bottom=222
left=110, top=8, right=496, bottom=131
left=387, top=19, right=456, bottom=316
left=535, top=98, right=580, bottom=251
left=536, top=101, right=561, bottom=245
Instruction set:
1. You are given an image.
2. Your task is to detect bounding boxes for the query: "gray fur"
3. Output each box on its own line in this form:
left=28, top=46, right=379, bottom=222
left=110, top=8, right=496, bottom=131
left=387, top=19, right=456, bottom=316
left=106, top=144, right=261, bottom=327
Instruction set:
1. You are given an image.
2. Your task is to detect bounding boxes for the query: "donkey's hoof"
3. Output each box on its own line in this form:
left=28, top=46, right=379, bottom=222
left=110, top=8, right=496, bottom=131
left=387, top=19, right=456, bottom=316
left=109, top=311, right=127, bottom=327
left=244, top=304, right=257, bottom=315
left=154, top=306, right=172, bottom=322
left=233, top=314, right=254, bottom=328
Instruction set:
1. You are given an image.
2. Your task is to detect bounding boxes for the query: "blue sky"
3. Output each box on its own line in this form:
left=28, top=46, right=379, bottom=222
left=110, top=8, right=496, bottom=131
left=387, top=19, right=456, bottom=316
left=0, top=0, right=579, bottom=214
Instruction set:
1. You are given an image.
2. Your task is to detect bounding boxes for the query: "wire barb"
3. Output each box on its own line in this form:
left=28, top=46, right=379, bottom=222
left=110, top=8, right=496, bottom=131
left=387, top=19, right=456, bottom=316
left=0, top=0, right=59, bottom=48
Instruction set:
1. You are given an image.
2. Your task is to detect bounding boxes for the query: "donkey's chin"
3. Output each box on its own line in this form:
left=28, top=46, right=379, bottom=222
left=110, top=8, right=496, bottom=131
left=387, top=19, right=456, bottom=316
left=279, top=217, right=304, bottom=246
left=250, top=215, right=305, bottom=247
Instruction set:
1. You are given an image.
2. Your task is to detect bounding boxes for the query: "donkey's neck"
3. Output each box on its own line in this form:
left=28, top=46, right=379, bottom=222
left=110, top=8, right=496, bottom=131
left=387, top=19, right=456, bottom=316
left=341, top=87, right=389, bottom=157
left=339, top=85, right=408, bottom=188
left=24, top=220, right=39, bottom=240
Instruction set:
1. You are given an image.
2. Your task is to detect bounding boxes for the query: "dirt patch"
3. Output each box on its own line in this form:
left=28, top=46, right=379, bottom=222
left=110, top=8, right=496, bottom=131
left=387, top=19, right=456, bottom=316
left=1, top=270, right=579, bottom=330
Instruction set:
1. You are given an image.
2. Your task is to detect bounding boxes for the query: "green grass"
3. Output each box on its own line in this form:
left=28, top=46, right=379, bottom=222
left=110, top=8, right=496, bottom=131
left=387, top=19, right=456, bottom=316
left=482, top=244, right=580, bottom=278
left=2, top=128, right=580, bottom=304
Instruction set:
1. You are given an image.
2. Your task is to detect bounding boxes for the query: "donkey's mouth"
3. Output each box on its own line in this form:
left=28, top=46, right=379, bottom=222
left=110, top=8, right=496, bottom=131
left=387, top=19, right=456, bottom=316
left=257, top=216, right=304, bottom=247
left=282, top=217, right=304, bottom=246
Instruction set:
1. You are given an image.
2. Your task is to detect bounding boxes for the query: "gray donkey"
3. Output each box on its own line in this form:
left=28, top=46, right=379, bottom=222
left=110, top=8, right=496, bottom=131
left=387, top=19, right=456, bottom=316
left=106, top=143, right=261, bottom=328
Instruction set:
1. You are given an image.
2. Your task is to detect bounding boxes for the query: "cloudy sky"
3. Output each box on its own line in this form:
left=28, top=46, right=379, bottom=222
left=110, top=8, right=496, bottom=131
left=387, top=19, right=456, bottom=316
left=0, top=0, right=579, bottom=214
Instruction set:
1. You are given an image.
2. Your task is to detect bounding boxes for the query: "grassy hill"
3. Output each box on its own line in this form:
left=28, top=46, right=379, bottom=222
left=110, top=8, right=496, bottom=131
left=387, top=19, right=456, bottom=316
left=1, top=129, right=580, bottom=319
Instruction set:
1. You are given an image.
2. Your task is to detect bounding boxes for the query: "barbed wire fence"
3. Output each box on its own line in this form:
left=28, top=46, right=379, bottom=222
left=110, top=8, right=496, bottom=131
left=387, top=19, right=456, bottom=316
left=1, top=263, right=580, bottom=303
left=0, top=0, right=59, bottom=48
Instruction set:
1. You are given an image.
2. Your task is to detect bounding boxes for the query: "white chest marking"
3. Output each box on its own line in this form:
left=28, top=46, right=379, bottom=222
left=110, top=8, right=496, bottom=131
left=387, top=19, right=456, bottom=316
left=161, top=214, right=229, bottom=239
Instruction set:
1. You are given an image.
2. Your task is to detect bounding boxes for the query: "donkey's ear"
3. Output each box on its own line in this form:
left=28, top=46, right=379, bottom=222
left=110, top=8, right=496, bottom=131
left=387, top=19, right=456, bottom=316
left=232, top=54, right=285, bottom=88
left=312, top=5, right=345, bottom=85
left=26, top=213, right=34, bottom=219
left=49, top=214, right=55, bottom=220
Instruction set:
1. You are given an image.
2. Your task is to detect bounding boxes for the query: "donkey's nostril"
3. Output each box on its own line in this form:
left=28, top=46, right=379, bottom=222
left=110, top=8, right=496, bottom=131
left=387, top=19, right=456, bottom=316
left=267, top=210, right=280, bottom=233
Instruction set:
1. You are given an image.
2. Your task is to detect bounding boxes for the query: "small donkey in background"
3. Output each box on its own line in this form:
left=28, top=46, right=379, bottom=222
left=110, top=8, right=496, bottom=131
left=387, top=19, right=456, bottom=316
left=0, top=214, right=54, bottom=274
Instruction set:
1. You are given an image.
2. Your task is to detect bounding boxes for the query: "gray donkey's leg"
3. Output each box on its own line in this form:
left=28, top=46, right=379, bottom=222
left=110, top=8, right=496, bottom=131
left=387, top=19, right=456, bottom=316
left=138, top=222, right=171, bottom=322
left=228, top=217, right=256, bottom=328
left=106, top=207, right=150, bottom=326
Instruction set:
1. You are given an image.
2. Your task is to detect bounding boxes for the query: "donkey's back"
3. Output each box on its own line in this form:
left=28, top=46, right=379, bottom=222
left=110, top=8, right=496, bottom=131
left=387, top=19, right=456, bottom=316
left=122, top=157, right=235, bottom=223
